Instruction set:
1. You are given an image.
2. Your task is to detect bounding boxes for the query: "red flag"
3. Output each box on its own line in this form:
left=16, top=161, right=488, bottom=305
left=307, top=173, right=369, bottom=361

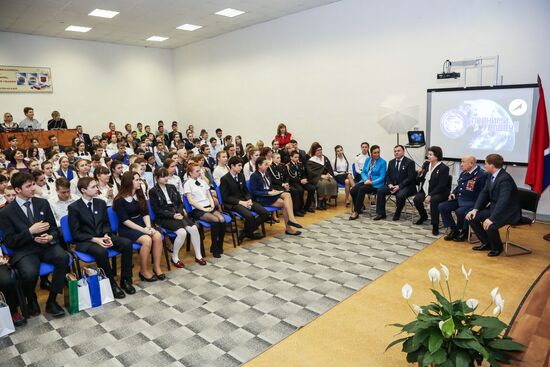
left=525, top=75, right=550, bottom=195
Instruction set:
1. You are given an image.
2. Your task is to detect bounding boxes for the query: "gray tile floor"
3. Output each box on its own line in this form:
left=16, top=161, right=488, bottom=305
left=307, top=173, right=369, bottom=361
left=0, top=214, right=436, bottom=367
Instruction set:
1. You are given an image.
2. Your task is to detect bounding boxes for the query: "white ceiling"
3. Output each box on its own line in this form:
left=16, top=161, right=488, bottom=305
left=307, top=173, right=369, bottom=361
left=0, top=0, right=341, bottom=49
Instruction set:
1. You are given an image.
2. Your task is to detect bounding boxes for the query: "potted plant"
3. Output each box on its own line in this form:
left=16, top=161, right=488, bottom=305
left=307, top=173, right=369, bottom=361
left=387, top=264, right=524, bottom=367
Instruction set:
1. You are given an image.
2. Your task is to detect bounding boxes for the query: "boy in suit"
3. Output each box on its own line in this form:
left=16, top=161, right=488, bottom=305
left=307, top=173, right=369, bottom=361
left=0, top=172, right=69, bottom=317
left=68, top=177, right=135, bottom=297
left=466, top=154, right=521, bottom=257
left=220, top=156, right=270, bottom=241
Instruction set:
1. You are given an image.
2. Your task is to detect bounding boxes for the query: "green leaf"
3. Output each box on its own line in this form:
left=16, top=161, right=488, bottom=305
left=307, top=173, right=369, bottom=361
left=428, top=329, right=444, bottom=353
left=481, top=327, right=503, bottom=339
left=455, top=328, right=476, bottom=340
left=388, top=323, right=405, bottom=328
left=471, top=316, right=507, bottom=331
left=431, top=289, right=452, bottom=311
left=488, top=338, right=525, bottom=351
left=431, top=348, right=447, bottom=364
left=441, top=317, right=455, bottom=338
left=411, top=328, right=431, bottom=350
left=406, top=350, right=421, bottom=363
left=455, top=350, right=471, bottom=367
left=385, top=337, right=409, bottom=352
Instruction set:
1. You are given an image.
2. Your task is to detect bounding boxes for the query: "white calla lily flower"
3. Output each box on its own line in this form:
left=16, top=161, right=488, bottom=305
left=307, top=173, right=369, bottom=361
left=461, top=264, right=472, bottom=280
left=466, top=298, right=479, bottom=309
left=402, top=283, right=413, bottom=300
left=491, top=287, right=499, bottom=302
left=492, top=305, right=502, bottom=316
left=495, top=293, right=504, bottom=312
left=440, top=263, right=449, bottom=281
left=428, top=267, right=441, bottom=283
left=412, top=304, right=422, bottom=314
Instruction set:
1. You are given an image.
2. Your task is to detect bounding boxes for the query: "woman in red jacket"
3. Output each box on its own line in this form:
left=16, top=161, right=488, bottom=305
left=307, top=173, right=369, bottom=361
left=274, top=123, right=292, bottom=147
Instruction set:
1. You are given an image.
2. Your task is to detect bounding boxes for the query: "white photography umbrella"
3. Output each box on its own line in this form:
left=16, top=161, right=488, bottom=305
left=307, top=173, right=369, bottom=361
left=378, top=96, right=419, bottom=144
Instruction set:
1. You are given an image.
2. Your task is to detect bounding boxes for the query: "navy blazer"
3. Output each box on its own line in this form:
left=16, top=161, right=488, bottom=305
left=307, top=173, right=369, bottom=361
left=68, top=198, right=112, bottom=243
left=385, top=156, right=416, bottom=191
left=417, top=161, right=450, bottom=197
left=219, top=172, right=251, bottom=209
left=57, top=168, right=74, bottom=181
left=474, top=169, right=521, bottom=227
left=249, top=171, right=273, bottom=199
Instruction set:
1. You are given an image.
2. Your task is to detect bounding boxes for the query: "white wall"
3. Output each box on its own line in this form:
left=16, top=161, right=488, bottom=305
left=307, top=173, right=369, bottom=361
left=173, top=0, right=550, bottom=213
left=0, top=32, right=177, bottom=136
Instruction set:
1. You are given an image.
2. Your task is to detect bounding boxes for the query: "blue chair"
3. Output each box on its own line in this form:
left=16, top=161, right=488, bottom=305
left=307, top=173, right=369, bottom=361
left=60, top=215, right=119, bottom=278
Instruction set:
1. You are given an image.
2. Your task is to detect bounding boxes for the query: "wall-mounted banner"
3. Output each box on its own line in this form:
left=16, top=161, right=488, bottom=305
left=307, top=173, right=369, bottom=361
left=0, top=65, right=53, bottom=93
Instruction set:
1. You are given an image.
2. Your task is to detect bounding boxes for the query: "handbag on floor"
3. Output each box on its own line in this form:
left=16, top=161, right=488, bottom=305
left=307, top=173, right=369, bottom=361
left=77, top=276, right=92, bottom=311
left=0, top=292, right=16, bottom=337
left=97, top=268, right=114, bottom=305
left=83, top=267, right=101, bottom=308
left=65, top=273, right=79, bottom=314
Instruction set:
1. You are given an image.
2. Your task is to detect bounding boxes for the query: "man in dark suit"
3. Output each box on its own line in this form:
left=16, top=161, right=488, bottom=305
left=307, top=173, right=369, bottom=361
left=0, top=172, right=69, bottom=317
left=144, top=152, right=157, bottom=173
left=44, top=134, right=66, bottom=156
left=201, top=145, right=216, bottom=172
left=76, top=125, right=92, bottom=150
left=439, top=155, right=488, bottom=242
left=374, top=145, right=417, bottom=221
left=220, top=156, right=270, bottom=241
left=168, top=122, right=183, bottom=146
left=3, top=135, right=18, bottom=162
left=466, top=154, right=521, bottom=257
left=68, top=177, right=135, bottom=297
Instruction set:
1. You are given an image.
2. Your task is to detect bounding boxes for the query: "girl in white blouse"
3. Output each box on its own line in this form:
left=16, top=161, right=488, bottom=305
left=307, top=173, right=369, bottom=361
left=94, top=166, right=115, bottom=206
left=243, top=148, right=260, bottom=181
left=213, top=151, right=229, bottom=187
left=333, top=145, right=355, bottom=206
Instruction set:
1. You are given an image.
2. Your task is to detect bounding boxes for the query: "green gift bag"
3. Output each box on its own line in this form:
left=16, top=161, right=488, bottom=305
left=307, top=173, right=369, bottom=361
left=65, top=273, right=79, bottom=314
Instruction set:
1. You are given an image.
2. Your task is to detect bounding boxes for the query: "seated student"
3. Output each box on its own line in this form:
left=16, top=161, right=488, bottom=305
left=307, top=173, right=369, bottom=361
left=26, top=147, right=41, bottom=165
left=250, top=157, right=302, bottom=235
left=333, top=145, right=355, bottom=207
left=354, top=142, right=370, bottom=182
left=49, top=177, right=77, bottom=226
left=199, top=129, right=209, bottom=145
left=29, top=138, right=46, bottom=162
left=68, top=177, right=135, bottom=298
left=220, top=156, right=270, bottom=241
left=33, top=169, right=54, bottom=199
left=45, top=134, right=66, bottom=156
left=94, top=166, right=115, bottom=206
left=163, top=158, right=184, bottom=194
left=224, top=143, right=237, bottom=159
left=191, top=138, right=201, bottom=155
left=214, top=128, right=224, bottom=147
left=209, top=137, right=221, bottom=160
left=47, top=111, right=67, bottom=130
left=307, top=142, right=338, bottom=210
left=57, top=156, right=74, bottom=180
left=213, top=151, right=229, bottom=186
left=188, top=155, right=214, bottom=187
left=4, top=136, right=19, bottom=163
left=149, top=168, right=205, bottom=266
left=201, top=144, right=215, bottom=172
left=0, top=152, right=8, bottom=169
left=106, top=134, right=118, bottom=156
left=70, top=159, right=91, bottom=197
left=8, top=149, right=30, bottom=174
left=27, top=159, right=40, bottom=173
left=225, top=135, right=234, bottom=147
left=0, top=184, right=15, bottom=209
left=349, top=145, right=386, bottom=220
left=268, top=152, right=303, bottom=217
left=184, top=163, right=226, bottom=258
left=128, top=162, right=150, bottom=199
left=41, top=160, right=57, bottom=185
left=154, top=141, right=168, bottom=166
left=111, top=142, right=129, bottom=165
left=374, top=145, right=417, bottom=221
left=113, top=171, right=165, bottom=281
left=0, top=174, right=7, bottom=206
left=110, top=160, right=124, bottom=192
left=0, top=247, right=26, bottom=327
left=76, top=125, right=92, bottom=150
left=89, top=154, right=102, bottom=176
left=0, top=172, right=69, bottom=317
left=440, top=155, right=487, bottom=241
left=75, top=141, right=91, bottom=160
left=243, top=148, right=260, bottom=181
left=1, top=112, right=19, bottom=132
left=466, top=154, right=521, bottom=257
left=287, top=150, right=316, bottom=214
left=414, top=146, right=450, bottom=236
left=19, top=107, right=41, bottom=130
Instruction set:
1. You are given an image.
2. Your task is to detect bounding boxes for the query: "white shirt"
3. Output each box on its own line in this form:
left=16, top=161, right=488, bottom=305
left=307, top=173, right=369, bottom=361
left=183, top=178, right=210, bottom=208
left=50, top=195, right=77, bottom=225
left=210, top=144, right=221, bottom=160
left=492, top=168, right=501, bottom=183
left=167, top=174, right=184, bottom=194
left=160, top=185, right=172, bottom=204
left=97, top=183, right=115, bottom=207
left=355, top=153, right=369, bottom=174
left=422, top=161, right=442, bottom=194
left=333, top=156, right=351, bottom=174
left=19, top=118, right=41, bottom=130
left=213, top=165, right=229, bottom=186
left=243, top=161, right=256, bottom=181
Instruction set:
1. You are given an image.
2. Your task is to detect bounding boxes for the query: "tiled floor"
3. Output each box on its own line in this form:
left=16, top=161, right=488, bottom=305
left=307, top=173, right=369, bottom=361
left=0, top=214, right=436, bottom=367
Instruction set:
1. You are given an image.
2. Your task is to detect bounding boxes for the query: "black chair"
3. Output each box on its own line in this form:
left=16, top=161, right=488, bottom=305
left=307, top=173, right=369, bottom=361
left=503, top=188, right=539, bottom=256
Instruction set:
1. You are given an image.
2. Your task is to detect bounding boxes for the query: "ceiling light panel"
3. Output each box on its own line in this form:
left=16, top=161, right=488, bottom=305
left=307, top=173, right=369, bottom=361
left=176, top=24, right=202, bottom=31
left=65, top=25, right=92, bottom=33
left=146, top=36, right=169, bottom=42
left=89, top=9, right=120, bottom=18
left=215, top=8, right=245, bottom=17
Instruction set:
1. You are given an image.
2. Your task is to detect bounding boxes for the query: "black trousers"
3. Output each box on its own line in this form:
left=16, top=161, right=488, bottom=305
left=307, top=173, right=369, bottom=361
left=376, top=185, right=415, bottom=216
left=468, top=209, right=503, bottom=252
left=75, top=235, right=133, bottom=281
left=413, top=190, right=447, bottom=227
left=350, top=182, right=377, bottom=213
left=289, top=182, right=316, bottom=211
left=227, top=202, right=270, bottom=236
left=15, top=245, right=69, bottom=297
left=0, top=265, right=19, bottom=313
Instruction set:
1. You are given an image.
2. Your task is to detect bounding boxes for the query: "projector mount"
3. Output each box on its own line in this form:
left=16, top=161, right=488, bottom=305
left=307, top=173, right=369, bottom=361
left=437, top=56, right=501, bottom=87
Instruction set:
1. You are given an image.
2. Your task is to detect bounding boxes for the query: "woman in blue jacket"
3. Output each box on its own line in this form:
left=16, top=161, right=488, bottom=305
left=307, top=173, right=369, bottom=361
left=349, top=145, right=386, bottom=220
left=249, top=157, right=302, bottom=235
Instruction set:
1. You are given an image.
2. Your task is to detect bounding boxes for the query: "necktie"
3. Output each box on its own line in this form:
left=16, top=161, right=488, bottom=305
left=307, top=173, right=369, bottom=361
left=87, top=201, right=95, bottom=224
left=48, top=177, right=55, bottom=183
left=24, top=201, right=34, bottom=223
left=396, top=160, right=401, bottom=171
left=262, top=175, right=270, bottom=189
left=491, top=175, right=495, bottom=184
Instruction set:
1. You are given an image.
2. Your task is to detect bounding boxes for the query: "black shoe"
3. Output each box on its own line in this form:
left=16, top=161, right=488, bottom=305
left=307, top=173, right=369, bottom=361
left=444, top=229, right=458, bottom=241
left=295, top=211, right=305, bottom=217
left=27, top=296, right=40, bottom=316
left=349, top=214, right=359, bottom=221
left=111, top=283, right=125, bottom=299
left=11, top=313, right=27, bottom=327
left=306, top=207, right=315, bottom=213
left=238, top=231, right=246, bottom=242
left=213, top=253, right=221, bottom=258
left=39, top=278, right=51, bottom=291
left=288, top=221, right=303, bottom=229
left=415, top=216, right=428, bottom=225
left=453, top=231, right=468, bottom=242
left=45, top=301, right=65, bottom=318
left=488, top=250, right=502, bottom=257
left=472, top=243, right=490, bottom=251
left=432, top=226, right=440, bottom=236
left=392, top=215, right=401, bottom=221
left=121, top=279, right=136, bottom=295
left=139, top=272, right=158, bottom=282
left=373, top=215, right=386, bottom=221
left=153, top=271, right=166, bottom=281
left=285, top=230, right=302, bottom=236
left=249, top=233, right=264, bottom=240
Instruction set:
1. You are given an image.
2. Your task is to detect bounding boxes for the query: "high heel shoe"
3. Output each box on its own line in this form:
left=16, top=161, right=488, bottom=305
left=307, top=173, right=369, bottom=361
left=139, top=272, right=158, bottom=282
left=153, top=271, right=166, bottom=280
left=195, top=258, right=207, bottom=265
